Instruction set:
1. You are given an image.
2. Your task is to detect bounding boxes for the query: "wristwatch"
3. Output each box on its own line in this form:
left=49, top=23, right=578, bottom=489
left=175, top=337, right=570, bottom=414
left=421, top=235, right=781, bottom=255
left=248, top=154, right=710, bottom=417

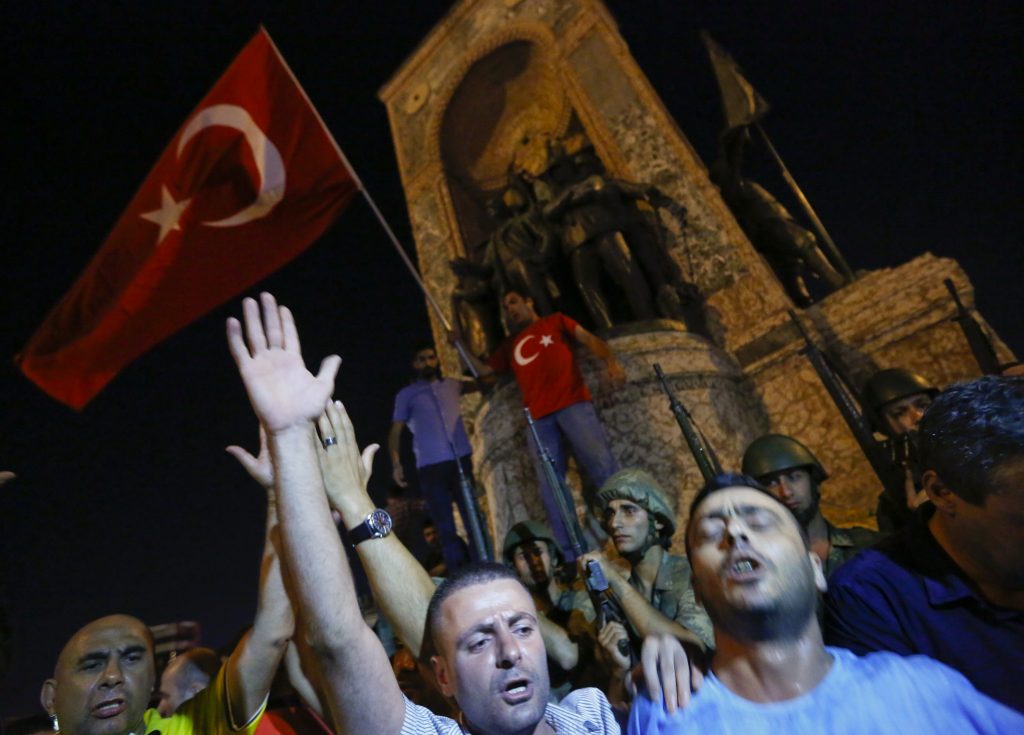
left=348, top=509, right=393, bottom=546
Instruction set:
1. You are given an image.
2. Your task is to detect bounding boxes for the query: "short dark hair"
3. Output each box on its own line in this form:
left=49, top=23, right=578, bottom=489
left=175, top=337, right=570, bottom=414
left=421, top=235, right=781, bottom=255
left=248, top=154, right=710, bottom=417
left=424, top=562, right=526, bottom=656
left=917, top=376, right=1024, bottom=505
left=684, top=473, right=807, bottom=556
left=412, top=341, right=436, bottom=359
left=502, top=286, right=531, bottom=301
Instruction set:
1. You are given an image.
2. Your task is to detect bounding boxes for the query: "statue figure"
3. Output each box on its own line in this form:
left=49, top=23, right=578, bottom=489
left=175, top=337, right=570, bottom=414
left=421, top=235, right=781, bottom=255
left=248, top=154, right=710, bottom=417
left=480, top=180, right=561, bottom=316
left=450, top=256, right=503, bottom=358
left=596, top=177, right=708, bottom=336
left=542, top=141, right=658, bottom=329
left=711, top=129, right=846, bottom=306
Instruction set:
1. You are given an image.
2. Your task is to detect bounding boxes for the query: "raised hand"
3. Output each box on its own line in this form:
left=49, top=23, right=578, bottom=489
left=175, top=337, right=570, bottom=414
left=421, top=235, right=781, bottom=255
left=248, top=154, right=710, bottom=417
left=316, top=400, right=379, bottom=516
left=226, top=292, right=341, bottom=434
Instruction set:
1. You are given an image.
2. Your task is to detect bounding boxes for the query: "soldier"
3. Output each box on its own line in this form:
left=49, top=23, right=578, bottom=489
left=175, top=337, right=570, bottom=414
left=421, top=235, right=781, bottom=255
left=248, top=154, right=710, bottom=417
left=582, top=468, right=714, bottom=676
left=862, top=368, right=939, bottom=529
left=863, top=368, right=938, bottom=439
left=501, top=521, right=601, bottom=700
left=742, top=434, right=881, bottom=579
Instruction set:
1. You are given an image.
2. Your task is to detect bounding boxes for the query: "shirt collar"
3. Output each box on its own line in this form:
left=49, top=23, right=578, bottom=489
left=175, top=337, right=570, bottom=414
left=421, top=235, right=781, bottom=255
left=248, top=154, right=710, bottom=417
left=544, top=701, right=603, bottom=733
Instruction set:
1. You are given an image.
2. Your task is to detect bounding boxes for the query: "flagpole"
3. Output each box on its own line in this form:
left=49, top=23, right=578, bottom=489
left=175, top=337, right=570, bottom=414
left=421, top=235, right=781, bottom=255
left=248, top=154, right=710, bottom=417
left=262, top=28, right=480, bottom=376
left=754, top=123, right=855, bottom=282
left=356, top=189, right=481, bottom=379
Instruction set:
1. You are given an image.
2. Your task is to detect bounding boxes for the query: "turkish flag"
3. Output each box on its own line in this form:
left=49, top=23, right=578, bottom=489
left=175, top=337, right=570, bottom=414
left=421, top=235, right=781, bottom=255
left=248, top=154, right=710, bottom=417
left=16, top=28, right=359, bottom=409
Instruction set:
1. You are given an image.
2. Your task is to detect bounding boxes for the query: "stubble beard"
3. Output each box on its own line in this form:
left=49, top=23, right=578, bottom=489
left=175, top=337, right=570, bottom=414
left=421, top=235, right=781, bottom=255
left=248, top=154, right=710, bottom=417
left=704, top=559, right=819, bottom=643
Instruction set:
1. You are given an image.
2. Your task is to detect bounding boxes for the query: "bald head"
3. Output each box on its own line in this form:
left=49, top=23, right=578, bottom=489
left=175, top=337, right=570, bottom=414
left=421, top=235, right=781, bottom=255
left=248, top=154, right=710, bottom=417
left=53, top=616, right=154, bottom=675
left=42, top=615, right=155, bottom=735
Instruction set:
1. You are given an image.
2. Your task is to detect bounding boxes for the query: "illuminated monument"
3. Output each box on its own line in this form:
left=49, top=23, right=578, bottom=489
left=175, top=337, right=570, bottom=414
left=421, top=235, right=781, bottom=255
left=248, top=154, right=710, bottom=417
left=379, top=0, right=1014, bottom=545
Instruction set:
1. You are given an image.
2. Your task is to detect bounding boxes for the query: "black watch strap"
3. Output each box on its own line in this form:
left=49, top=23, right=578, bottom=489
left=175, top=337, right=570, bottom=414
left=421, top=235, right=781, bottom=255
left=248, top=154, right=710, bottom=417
left=349, top=509, right=393, bottom=546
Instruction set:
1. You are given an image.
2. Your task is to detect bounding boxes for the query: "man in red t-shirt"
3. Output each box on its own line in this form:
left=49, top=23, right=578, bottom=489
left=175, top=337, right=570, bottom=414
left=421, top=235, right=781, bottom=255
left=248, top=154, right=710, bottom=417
left=464, top=289, right=625, bottom=561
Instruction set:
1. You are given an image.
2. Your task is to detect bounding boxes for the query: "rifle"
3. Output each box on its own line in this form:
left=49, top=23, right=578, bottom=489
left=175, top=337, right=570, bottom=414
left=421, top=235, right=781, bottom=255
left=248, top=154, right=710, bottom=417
left=652, top=363, right=723, bottom=481
left=944, top=279, right=1001, bottom=375
left=523, top=408, right=640, bottom=661
left=788, top=311, right=907, bottom=502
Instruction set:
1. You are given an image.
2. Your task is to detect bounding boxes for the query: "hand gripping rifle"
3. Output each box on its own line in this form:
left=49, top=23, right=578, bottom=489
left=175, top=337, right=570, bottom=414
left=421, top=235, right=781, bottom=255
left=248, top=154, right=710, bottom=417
left=944, top=279, right=1002, bottom=375
left=788, top=311, right=906, bottom=500
left=522, top=408, right=640, bottom=662
left=652, top=364, right=723, bottom=482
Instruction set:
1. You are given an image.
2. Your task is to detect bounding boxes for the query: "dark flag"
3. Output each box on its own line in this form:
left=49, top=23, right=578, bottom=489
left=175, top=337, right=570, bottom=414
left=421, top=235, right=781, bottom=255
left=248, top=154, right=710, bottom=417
left=701, top=31, right=771, bottom=131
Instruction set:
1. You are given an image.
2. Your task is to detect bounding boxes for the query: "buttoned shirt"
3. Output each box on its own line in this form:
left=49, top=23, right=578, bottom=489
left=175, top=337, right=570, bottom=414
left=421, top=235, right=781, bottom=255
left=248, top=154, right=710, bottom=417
left=628, top=552, right=714, bottom=650
left=399, top=687, right=620, bottom=734
left=392, top=378, right=472, bottom=468
left=825, top=513, right=1024, bottom=711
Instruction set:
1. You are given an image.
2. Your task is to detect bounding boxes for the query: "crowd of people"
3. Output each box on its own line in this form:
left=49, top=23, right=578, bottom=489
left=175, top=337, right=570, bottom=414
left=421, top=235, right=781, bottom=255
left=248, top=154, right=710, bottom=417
left=12, top=290, right=1023, bottom=735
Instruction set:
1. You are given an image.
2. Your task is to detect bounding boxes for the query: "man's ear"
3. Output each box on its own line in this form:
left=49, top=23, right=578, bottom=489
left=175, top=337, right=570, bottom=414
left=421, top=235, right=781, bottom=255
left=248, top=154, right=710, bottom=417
left=430, top=655, right=454, bottom=698
left=809, top=552, right=827, bottom=594
left=922, top=470, right=957, bottom=517
left=40, top=679, right=57, bottom=715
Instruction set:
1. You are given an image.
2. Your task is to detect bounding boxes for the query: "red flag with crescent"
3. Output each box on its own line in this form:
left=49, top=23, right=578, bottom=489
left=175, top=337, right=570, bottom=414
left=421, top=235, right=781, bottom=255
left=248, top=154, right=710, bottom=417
left=15, top=28, right=359, bottom=408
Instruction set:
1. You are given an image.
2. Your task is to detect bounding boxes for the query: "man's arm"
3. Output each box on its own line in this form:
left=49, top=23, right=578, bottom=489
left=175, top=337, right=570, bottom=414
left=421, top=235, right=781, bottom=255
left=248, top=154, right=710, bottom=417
left=221, top=428, right=294, bottom=726
left=537, top=613, right=579, bottom=671
left=318, top=401, right=438, bottom=658
left=573, top=325, right=626, bottom=386
left=579, top=552, right=705, bottom=651
left=227, top=293, right=405, bottom=734
left=387, top=420, right=409, bottom=488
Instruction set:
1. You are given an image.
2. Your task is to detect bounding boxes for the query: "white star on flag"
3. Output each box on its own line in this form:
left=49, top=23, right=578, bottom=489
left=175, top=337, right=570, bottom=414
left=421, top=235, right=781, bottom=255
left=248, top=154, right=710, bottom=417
left=540, top=334, right=554, bottom=347
left=140, top=186, right=192, bottom=244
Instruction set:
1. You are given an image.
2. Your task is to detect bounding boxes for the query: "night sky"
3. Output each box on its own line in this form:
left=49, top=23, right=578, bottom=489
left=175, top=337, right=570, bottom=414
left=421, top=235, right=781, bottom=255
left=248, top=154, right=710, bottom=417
left=1, top=1, right=1020, bottom=716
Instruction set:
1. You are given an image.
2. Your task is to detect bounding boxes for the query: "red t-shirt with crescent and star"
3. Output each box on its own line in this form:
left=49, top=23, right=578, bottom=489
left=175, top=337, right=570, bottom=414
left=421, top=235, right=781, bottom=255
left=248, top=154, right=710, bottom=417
left=488, top=313, right=591, bottom=419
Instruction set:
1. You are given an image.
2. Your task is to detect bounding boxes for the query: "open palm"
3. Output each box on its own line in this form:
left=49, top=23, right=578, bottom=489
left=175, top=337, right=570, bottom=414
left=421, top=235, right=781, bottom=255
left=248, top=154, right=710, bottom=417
left=227, top=293, right=341, bottom=433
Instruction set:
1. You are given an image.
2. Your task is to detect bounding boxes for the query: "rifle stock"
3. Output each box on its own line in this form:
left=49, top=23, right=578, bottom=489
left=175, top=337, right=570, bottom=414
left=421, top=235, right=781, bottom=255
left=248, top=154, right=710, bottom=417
left=787, top=311, right=905, bottom=497
left=652, top=363, right=723, bottom=482
left=944, top=279, right=1001, bottom=375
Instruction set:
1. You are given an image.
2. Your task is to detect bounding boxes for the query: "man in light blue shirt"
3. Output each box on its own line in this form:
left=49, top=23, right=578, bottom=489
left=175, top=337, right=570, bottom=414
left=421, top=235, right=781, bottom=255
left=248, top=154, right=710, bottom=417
left=389, top=342, right=475, bottom=571
left=628, top=474, right=1022, bottom=734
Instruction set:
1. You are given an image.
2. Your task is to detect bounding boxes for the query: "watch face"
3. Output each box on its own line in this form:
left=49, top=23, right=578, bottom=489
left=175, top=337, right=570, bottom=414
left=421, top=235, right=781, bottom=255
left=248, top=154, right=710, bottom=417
left=368, top=509, right=393, bottom=537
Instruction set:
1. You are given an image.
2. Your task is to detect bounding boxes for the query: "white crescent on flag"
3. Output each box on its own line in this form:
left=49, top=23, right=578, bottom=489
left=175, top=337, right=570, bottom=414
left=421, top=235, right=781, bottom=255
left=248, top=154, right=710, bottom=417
left=178, top=103, right=286, bottom=227
left=514, top=335, right=538, bottom=366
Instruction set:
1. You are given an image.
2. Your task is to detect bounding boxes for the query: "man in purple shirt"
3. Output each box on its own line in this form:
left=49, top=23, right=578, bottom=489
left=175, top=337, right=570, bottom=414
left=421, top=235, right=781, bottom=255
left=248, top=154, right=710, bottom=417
left=825, top=376, right=1024, bottom=711
left=389, top=342, right=475, bottom=572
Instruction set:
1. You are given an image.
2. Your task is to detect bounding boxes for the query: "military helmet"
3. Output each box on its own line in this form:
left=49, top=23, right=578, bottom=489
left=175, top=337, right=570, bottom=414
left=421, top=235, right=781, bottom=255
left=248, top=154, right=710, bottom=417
left=742, top=434, right=828, bottom=483
left=595, top=468, right=677, bottom=537
left=862, top=368, right=937, bottom=430
left=502, top=520, right=559, bottom=564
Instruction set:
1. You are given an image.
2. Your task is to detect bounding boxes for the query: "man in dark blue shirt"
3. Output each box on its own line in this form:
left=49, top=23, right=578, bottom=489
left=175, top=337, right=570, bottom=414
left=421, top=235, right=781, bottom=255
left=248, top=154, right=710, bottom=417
left=825, top=376, right=1024, bottom=711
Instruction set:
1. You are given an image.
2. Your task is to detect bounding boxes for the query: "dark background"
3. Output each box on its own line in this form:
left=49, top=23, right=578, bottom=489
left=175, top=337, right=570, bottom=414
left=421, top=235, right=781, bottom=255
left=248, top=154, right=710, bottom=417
left=1, top=0, right=1020, bottom=716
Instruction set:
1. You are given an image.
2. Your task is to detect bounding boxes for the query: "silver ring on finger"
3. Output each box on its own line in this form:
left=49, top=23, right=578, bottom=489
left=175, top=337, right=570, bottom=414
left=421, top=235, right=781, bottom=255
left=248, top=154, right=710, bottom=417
left=322, top=436, right=338, bottom=448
